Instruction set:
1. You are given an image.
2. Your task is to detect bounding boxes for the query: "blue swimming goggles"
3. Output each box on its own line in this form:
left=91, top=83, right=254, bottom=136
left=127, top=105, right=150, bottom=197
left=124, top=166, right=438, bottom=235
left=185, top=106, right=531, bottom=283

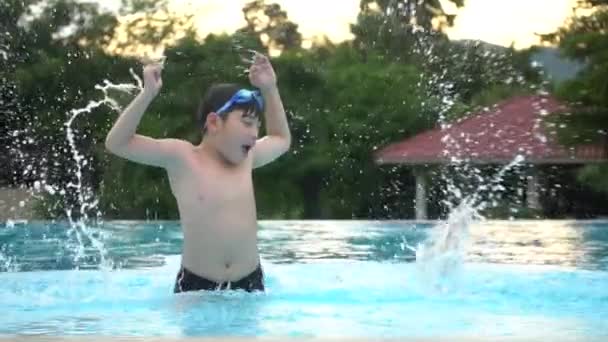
left=216, top=89, right=264, bottom=116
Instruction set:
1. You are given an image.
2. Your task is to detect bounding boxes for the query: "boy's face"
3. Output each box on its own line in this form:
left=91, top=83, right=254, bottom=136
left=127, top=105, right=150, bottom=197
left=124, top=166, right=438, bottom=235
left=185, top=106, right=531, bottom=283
left=210, top=109, right=260, bottom=165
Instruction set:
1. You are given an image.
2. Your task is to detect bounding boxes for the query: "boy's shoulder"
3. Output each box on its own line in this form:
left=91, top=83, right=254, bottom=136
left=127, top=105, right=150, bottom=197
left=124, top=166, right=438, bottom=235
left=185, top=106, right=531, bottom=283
left=163, top=138, right=194, bottom=148
left=158, top=138, right=195, bottom=154
left=155, top=138, right=196, bottom=164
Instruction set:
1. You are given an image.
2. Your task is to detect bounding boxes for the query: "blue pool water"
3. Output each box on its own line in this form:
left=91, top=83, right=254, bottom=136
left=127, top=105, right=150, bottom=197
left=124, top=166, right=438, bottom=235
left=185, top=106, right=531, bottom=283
left=1, top=220, right=608, bottom=339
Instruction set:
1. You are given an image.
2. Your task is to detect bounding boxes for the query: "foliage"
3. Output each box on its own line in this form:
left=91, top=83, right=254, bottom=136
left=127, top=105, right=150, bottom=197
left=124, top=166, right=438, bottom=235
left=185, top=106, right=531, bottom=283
left=542, top=0, right=608, bottom=193
left=2, top=0, right=604, bottom=220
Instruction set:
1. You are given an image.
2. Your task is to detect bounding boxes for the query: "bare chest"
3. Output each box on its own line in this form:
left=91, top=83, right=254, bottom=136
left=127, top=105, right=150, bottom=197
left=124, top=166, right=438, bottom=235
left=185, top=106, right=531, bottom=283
left=168, top=156, right=254, bottom=210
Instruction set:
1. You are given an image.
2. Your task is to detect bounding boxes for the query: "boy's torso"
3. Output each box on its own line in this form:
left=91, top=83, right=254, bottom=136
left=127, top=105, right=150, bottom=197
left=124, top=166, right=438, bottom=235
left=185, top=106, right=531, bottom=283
left=166, top=146, right=260, bottom=283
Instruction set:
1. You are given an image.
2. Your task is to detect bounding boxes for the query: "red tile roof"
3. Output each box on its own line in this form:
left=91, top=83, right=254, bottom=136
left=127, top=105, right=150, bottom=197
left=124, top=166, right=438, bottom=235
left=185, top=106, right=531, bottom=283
left=374, top=95, right=607, bottom=165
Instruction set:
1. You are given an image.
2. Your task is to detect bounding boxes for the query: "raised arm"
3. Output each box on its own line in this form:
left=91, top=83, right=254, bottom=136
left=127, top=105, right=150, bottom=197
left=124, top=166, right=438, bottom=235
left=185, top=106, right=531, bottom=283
left=105, top=62, right=189, bottom=168
left=249, top=53, right=291, bottom=168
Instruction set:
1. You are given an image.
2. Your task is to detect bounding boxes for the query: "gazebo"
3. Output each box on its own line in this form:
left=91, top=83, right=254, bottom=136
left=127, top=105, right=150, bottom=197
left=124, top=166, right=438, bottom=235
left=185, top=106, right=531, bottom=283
left=373, top=94, right=607, bottom=219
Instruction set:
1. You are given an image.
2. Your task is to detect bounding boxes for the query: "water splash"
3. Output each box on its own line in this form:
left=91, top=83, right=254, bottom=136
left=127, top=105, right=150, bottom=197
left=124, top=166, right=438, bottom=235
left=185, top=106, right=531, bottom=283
left=413, top=200, right=476, bottom=292
left=4, top=61, right=144, bottom=271
left=370, top=4, right=550, bottom=290
left=231, top=32, right=263, bottom=76
left=60, top=69, right=143, bottom=270
left=412, top=154, right=526, bottom=292
left=0, top=244, right=18, bottom=272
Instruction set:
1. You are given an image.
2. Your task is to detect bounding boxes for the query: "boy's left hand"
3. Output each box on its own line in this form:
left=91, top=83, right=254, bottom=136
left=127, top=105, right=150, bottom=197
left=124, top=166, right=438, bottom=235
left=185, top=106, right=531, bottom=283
left=248, top=52, right=277, bottom=91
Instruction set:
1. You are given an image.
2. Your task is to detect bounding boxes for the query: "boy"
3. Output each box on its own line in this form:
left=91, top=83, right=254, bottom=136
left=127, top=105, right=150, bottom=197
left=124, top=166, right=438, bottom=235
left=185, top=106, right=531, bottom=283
left=105, top=52, right=291, bottom=293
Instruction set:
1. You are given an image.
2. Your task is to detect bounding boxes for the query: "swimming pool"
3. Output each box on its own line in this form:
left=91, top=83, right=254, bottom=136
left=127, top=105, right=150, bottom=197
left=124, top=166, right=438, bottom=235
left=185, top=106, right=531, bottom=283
left=1, top=219, right=607, bottom=340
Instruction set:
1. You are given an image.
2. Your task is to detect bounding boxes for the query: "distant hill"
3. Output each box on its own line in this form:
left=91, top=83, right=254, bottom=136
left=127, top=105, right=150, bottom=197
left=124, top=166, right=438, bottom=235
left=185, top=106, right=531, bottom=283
left=454, top=39, right=585, bottom=83
left=529, top=46, right=585, bottom=82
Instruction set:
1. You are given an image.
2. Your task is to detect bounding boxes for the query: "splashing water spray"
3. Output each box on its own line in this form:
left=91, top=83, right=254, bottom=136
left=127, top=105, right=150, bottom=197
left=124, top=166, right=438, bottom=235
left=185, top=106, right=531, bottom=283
left=8, top=58, right=154, bottom=271
left=380, top=0, right=548, bottom=291
left=61, top=71, right=143, bottom=270
left=410, top=155, right=526, bottom=292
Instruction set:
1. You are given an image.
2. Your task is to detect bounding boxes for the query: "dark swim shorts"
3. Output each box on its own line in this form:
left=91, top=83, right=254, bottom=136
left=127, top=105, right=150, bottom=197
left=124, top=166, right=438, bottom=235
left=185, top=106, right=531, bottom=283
left=173, top=264, right=265, bottom=293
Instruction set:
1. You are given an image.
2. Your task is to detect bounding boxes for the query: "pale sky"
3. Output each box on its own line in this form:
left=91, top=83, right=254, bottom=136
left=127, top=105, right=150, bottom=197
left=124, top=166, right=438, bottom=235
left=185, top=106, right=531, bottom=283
left=441, top=0, right=578, bottom=49
left=104, top=0, right=580, bottom=50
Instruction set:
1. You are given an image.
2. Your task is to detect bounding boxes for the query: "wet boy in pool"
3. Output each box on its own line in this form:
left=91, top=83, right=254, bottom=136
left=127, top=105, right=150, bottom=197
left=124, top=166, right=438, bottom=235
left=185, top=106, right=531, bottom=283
left=105, top=52, right=291, bottom=293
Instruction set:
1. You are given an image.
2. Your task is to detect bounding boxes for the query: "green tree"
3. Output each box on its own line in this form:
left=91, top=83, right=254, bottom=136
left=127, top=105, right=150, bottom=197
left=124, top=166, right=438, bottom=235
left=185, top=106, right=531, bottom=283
left=111, top=0, right=196, bottom=56
left=6, top=0, right=580, bottom=221
left=2, top=0, right=197, bottom=218
left=251, top=44, right=432, bottom=219
left=237, top=0, right=303, bottom=54
left=542, top=0, right=608, bottom=193
left=3, top=0, right=125, bottom=217
left=0, top=1, right=30, bottom=184
left=351, top=0, right=464, bottom=60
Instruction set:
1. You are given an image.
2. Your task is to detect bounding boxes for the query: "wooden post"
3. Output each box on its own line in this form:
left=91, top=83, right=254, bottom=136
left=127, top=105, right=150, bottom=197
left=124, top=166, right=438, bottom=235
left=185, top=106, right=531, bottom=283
left=413, top=167, right=428, bottom=220
left=526, top=168, right=541, bottom=210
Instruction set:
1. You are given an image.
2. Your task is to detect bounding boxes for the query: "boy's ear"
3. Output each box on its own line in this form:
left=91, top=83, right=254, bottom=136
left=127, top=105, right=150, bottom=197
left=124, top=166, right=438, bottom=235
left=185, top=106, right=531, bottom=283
left=205, top=112, right=221, bottom=133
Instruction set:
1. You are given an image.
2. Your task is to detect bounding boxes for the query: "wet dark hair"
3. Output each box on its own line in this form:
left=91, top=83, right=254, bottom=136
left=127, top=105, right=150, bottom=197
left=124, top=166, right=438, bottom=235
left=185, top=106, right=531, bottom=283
left=196, top=83, right=262, bottom=134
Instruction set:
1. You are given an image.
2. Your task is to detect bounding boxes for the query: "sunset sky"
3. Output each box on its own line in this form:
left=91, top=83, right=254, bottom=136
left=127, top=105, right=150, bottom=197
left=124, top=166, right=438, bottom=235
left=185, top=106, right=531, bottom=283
left=103, top=0, right=580, bottom=50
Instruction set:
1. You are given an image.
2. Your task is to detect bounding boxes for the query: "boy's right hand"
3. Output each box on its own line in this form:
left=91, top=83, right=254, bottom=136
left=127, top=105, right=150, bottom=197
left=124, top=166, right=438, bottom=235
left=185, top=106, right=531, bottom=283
left=142, top=62, right=163, bottom=97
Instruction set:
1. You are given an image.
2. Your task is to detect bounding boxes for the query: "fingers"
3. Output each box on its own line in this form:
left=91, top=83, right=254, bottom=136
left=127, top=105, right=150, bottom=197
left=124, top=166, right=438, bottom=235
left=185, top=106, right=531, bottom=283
left=141, top=55, right=166, bottom=80
left=145, top=62, right=164, bottom=71
left=142, top=66, right=162, bottom=80
left=141, top=55, right=166, bottom=66
left=247, top=49, right=262, bottom=58
left=143, top=62, right=164, bottom=82
left=245, top=50, right=269, bottom=66
left=240, top=50, right=272, bottom=80
left=255, top=54, right=269, bottom=66
left=141, top=61, right=164, bottom=89
left=252, top=51, right=265, bottom=62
